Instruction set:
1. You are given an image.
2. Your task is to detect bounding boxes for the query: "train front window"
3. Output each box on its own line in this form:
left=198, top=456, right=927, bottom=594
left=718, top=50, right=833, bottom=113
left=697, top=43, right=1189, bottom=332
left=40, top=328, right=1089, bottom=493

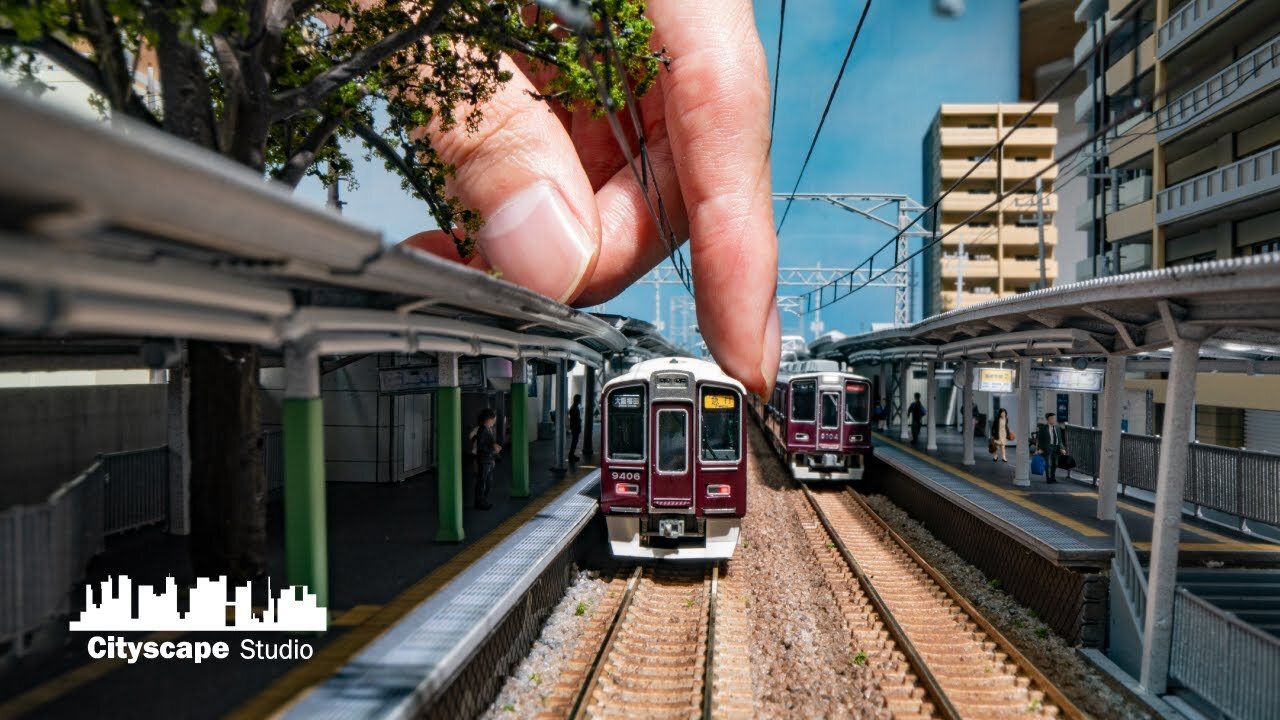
left=791, top=380, right=816, bottom=421
left=656, top=409, right=688, bottom=473
left=607, top=387, right=645, bottom=460
left=821, top=392, right=840, bottom=428
left=701, top=390, right=740, bottom=462
left=844, top=383, right=869, bottom=423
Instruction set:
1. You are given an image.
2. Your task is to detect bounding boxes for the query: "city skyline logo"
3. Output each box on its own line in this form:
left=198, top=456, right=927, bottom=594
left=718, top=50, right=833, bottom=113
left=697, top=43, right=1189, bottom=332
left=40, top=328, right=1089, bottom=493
left=70, top=575, right=327, bottom=633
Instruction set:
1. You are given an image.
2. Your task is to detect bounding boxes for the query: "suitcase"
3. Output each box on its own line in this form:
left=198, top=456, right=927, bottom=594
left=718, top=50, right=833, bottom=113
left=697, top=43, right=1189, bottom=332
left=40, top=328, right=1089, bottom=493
left=1031, top=453, right=1046, bottom=476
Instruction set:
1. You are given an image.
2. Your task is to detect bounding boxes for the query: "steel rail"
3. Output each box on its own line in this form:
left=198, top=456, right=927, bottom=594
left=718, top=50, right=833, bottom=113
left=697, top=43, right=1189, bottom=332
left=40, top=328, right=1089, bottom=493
left=799, top=484, right=962, bottom=720
left=569, top=565, right=644, bottom=720
left=702, top=563, right=719, bottom=720
left=844, top=488, right=1088, bottom=720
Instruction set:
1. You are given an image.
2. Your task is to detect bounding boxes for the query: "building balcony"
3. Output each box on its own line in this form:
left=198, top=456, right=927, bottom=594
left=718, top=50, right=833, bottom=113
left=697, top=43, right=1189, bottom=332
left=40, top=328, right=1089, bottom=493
left=940, top=127, right=998, bottom=147
left=1107, top=114, right=1155, bottom=167
left=1157, top=0, right=1249, bottom=60
left=1001, top=259, right=1059, bottom=281
left=1001, top=226, right=1058, bottom=247
left=1156, top=145, right=1280, bottom=228
left=938, top=225, right=1001, bottom=247
left=1004, top=127, right=1058, bottom=148
left=1002, top=193, right=1058, bottom=215
left=1108, top=0, right=1142, bottom=19
left=941, top=192, right=998, bottom=214
left=1075, top=77, right=1102, bottom=122
left=1106, top=34, right=1156, bottom=91
left=941, top=256, right=999, bottom=278
left=1002, top=159, right=1057, bottom=181
left=1106, top=198, right=1155, bottom=241
left=940, top=158, right=998, bottom=180
left=940, top=288, right=1000, bottom=310
left=1156, top=32, right=1280, bottom=145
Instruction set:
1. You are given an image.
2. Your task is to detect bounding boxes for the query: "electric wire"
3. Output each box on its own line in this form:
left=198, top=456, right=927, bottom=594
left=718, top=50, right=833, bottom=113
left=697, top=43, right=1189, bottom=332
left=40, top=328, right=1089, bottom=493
left=775, top=0, right=874, bottom=236
left=768, top=0, right=787, bottom=152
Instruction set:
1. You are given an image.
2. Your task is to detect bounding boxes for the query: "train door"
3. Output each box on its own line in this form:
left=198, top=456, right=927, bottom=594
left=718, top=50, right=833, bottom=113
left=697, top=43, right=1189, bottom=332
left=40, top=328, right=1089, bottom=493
left=649, top=404, right=693, bottom=508
left=818, top=389, right=842, bottom=452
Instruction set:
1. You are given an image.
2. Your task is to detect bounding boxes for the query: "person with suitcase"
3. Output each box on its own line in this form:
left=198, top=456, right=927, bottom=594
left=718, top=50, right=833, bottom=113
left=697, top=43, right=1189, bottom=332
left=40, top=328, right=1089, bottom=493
left=1034, top=412, right=1067, bottom=484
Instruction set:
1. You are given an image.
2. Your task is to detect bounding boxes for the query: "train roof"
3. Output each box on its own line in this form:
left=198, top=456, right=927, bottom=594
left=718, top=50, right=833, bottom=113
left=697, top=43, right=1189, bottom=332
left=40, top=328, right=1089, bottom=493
left=602, top=356, right=745, bottom=393
left=776, top=359, right=871, bottom=384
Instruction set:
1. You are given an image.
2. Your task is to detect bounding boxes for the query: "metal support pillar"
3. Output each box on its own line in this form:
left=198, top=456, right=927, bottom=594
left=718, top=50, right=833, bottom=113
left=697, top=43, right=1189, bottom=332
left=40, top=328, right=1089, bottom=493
left=553, top=359, right=568, bottom=472
left=1014, top=357, right=1032, bottom=487
left=895, top=210, right=912, bottom=326
left=926, top=361, right=938, bottom=451
left=283, top=345, right=328, bottom=606
left=961, top=360, right=975, bottom=466
left=584, top=365, right=597, bottom=459
left=510, top=360, right=530, bottom=499
left=899, top=361, right=912, bottom=441
left=1096, top=354, right=1126, bottom=520
left=1140, top=336, right=1202, bottom=694
left=435, top=352, right=464, bottom=542
left=166, top=354, right=191, bottom=535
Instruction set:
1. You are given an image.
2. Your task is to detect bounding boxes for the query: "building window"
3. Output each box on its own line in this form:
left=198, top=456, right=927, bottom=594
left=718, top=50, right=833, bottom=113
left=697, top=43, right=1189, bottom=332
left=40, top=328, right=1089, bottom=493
left=1168, top=251, right=1216, bottom=267
left=1247, top=239, right=1280, bottom=256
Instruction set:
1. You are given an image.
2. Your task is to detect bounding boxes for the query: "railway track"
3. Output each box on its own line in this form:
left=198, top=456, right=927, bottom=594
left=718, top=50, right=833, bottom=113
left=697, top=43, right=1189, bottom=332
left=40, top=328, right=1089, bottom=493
left=795, top=485, right=1085, bottom=720
left=539, top=563, right=751, bottom=719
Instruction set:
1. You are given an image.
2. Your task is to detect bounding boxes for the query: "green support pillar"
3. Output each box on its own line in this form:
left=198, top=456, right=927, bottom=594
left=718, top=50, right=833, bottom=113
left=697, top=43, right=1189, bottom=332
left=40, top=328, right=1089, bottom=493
left=283, top=348, right=328, bottom=607
left=436, top=353, right=465, bottom=542
left=583, top=365, right=596, bottom=460
left=510, top=360, right=530, bottom=498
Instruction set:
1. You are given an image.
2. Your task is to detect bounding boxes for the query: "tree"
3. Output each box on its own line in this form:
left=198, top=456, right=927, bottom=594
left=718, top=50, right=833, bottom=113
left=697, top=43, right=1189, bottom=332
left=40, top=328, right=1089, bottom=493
left=1, top=0, right=660, bottom=582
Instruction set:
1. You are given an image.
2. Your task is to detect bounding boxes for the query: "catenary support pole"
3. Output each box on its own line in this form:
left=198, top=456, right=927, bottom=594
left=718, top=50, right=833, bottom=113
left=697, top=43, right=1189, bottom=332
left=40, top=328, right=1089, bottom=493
left=1096, top=353, right=1126, bottom=520
left=166, top=350, right=191, bottom=535
left=1140, top=335, right=1203, bottom=694
left=1014, top=357, right=1032, bottom=487
left=283, top=344, right=328, bottom=606
left=926, top=361, right=938, bottom=451
left=584, top=364, right=597, bottom=459
left=435, top=352, right=464, bottom=542
left=961, top=360, right=975, bottom=466
left=553, top=359, right=568, bottom=472
left=510, top=359, right=530, bottom=499
left=899, top=361, right=912, bottom=441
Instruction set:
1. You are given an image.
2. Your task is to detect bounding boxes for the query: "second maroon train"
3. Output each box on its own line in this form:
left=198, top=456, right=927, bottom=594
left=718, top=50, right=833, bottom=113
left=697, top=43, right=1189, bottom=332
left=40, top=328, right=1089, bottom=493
left=750, top=359, right=875, bottom=483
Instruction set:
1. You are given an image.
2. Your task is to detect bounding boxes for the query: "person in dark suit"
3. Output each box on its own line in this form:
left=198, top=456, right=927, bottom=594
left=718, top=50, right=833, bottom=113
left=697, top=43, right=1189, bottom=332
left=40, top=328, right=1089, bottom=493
left=568, top=394, right=582, bottom=462
left=1035, top=412, right=1067, bottom=484
left=474, top=408, right=502, bottom=509
left=907, top=392, right=926, bottom=445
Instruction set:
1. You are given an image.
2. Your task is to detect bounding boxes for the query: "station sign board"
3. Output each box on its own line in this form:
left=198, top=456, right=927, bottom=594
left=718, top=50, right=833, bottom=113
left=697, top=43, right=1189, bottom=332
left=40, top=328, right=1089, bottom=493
left=972, top=367, right=1015, bottom=393
left=377, top=360, right=486, bottom=394
left=1030, top=367, right=1104, bottom=393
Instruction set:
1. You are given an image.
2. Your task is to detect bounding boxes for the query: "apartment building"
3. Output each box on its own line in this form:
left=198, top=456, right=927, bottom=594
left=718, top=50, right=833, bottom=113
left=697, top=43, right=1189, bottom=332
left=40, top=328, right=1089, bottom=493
left=1073, top=0, right=1280, bottom=278
left=923, top=103, right=1061, bottom=316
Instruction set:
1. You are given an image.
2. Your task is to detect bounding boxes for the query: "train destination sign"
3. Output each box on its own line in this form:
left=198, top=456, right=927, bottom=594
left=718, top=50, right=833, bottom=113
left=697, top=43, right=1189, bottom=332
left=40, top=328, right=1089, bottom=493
left=378, top=360, right=486, bottom=394
left=703, top=393, right=736, bottom=410
left=1030, top=367, right=1104, bottom=393
left=973, top=368, right=1015, bottom=393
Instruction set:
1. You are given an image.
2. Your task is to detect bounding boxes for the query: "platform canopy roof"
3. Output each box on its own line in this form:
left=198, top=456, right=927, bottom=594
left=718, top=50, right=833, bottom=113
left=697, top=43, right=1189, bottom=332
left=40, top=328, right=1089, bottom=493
left=814, top=254, right=1280, bottom=374
left=0, top=88, right=635, bottom=369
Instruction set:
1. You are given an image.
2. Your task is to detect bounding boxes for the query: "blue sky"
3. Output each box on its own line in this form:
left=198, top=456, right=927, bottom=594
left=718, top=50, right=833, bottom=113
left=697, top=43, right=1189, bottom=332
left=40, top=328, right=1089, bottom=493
left=298, top=1, right=1020, bottom=341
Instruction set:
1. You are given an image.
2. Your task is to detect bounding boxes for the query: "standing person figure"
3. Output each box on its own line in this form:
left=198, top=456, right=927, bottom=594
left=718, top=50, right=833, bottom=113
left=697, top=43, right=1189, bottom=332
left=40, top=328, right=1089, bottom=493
left=473, top=408, right=502, bottom=510
left=990, top=408, right=1010, bottom=462
left=568, top=394, right=583, bottom=462
left=907, top=392, right=926, bottom=445
left=1035, top=412, right=1067, bottom=484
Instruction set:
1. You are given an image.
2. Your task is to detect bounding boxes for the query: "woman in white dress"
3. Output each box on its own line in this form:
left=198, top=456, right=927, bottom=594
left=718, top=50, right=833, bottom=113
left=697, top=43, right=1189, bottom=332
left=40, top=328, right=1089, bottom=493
left=989, top=408, right=1009, bottom=462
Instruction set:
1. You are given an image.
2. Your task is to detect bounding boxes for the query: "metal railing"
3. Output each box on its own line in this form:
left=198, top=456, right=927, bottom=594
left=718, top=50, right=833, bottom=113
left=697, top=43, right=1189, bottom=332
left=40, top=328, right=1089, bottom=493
left=1156, top=146, right=1280, bottom=224
left=263, top=429, right=284, bottom=495
left=1113, top=514, right=1148, bottom=635
left=100, top=446, right=169, bottom=534
left=1062, top=425, right=1280, bottom=530
left=1157, top=0, right=1239, bottom=59
left=1170, top=589, right=1280, bottom=720
left=1157, top=35, right=1280, bottom=140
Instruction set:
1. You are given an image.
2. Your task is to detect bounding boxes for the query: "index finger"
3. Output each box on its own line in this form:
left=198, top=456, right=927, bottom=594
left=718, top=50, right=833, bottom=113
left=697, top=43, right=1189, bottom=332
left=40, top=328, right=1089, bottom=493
left=650, top=0, right=779, bottom=396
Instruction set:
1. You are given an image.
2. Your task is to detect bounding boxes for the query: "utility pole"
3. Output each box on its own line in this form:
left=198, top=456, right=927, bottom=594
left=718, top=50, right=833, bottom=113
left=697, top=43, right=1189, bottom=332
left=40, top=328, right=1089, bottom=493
left=1036, top=175, right=1046, bottom=289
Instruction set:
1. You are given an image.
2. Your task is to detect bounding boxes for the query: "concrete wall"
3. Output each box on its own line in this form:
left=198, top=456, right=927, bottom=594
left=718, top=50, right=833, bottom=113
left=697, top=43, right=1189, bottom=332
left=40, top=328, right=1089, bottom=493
left=0, top=384, right=166, bottom=507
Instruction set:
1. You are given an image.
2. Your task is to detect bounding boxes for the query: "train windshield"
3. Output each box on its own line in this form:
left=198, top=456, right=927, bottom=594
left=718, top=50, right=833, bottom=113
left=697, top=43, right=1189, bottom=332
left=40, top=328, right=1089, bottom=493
left=656, top=409, right=688, bottom=472
left=701, top=389, right=740, bottom=462
left=844, top=382, right=869, bottom=423
left=791, top=380, right=816, bottom=421
left=607, top=387, right=645, bottom=460
left=820, top=392, right=841, bottom=428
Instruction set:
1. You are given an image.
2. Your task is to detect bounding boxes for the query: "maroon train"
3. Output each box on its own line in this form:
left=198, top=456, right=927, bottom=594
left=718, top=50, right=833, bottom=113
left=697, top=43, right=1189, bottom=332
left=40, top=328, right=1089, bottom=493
left=752, top=360, right=874, bottom=482
left=598, top=357, right=747, bottom=559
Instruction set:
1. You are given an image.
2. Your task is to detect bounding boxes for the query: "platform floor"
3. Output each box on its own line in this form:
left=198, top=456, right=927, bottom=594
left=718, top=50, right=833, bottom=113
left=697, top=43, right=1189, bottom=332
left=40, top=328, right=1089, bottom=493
left=0, top=435, right=596, bottom=720
left=877, top=425, right=1280, bottom=566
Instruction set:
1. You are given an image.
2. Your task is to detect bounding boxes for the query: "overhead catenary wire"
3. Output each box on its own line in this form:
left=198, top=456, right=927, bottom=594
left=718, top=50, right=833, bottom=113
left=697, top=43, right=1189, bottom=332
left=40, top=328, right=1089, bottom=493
left=768, top=0, right=787, bottom=152
left=775, top=0, right=874, bottom=237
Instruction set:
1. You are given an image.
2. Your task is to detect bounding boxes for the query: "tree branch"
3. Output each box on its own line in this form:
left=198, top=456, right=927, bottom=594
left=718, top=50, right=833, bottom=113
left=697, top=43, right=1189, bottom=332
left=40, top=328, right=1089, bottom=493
left=352, top=120, right=459, bottom=241
left=0, top=29, right=160, bottom=125
left=269, top=0, right=458, bottom=122
left=275, top=111, right=346, bottom=187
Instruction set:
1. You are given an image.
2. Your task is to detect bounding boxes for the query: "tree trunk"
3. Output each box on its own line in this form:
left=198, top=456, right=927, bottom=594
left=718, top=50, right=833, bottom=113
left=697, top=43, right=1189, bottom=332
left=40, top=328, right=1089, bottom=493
left=187, top=341, right=267, bottom=583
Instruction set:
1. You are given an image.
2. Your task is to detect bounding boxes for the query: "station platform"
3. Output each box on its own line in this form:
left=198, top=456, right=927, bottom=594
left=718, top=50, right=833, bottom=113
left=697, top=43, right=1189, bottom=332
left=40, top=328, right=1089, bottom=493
left=0, top=436, right=596, bottom=720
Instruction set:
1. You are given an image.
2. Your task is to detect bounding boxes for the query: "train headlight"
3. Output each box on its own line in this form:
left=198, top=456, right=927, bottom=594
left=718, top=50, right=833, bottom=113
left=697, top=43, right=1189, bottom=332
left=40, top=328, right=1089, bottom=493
left=850, top=435, right=863, bottom=442
left=795, top=433, right=810, bottom=441
left=706, top=484, right=731, bottom=498
left=614, top=483, right=640, bottom=496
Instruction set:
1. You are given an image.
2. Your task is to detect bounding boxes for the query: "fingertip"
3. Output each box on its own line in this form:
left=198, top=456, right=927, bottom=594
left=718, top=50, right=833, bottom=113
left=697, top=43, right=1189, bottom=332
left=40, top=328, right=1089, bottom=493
left=759, top=306, right=780, bottom=397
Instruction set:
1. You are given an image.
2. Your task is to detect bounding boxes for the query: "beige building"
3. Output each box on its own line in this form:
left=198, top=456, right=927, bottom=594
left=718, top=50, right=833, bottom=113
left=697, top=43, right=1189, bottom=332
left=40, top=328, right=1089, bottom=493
left=923, top=103, right=1061, bottom=316
left=1073, top=0, right=1280, bottom=276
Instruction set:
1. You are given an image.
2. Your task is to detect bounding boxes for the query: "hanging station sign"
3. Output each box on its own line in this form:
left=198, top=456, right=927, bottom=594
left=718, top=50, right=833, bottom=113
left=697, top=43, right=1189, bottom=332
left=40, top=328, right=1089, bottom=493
left=378, top=360, right=487, bottom=394
left=1030, top=367, right=1104, bottom=393
left=973, top=367, right=1015, bottom=393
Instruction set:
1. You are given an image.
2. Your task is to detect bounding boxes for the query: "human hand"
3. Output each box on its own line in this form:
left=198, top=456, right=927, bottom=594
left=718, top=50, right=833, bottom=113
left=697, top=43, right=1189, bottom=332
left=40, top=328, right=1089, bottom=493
left=400, top=1, right=780, bottom=396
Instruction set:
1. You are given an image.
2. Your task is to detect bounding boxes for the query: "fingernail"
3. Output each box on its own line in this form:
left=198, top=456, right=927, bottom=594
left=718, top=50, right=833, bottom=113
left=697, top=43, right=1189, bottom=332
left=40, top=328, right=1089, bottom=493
left=476, top=182, right=594, bottom=303
left=759, top=306, right=780, bottom=397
